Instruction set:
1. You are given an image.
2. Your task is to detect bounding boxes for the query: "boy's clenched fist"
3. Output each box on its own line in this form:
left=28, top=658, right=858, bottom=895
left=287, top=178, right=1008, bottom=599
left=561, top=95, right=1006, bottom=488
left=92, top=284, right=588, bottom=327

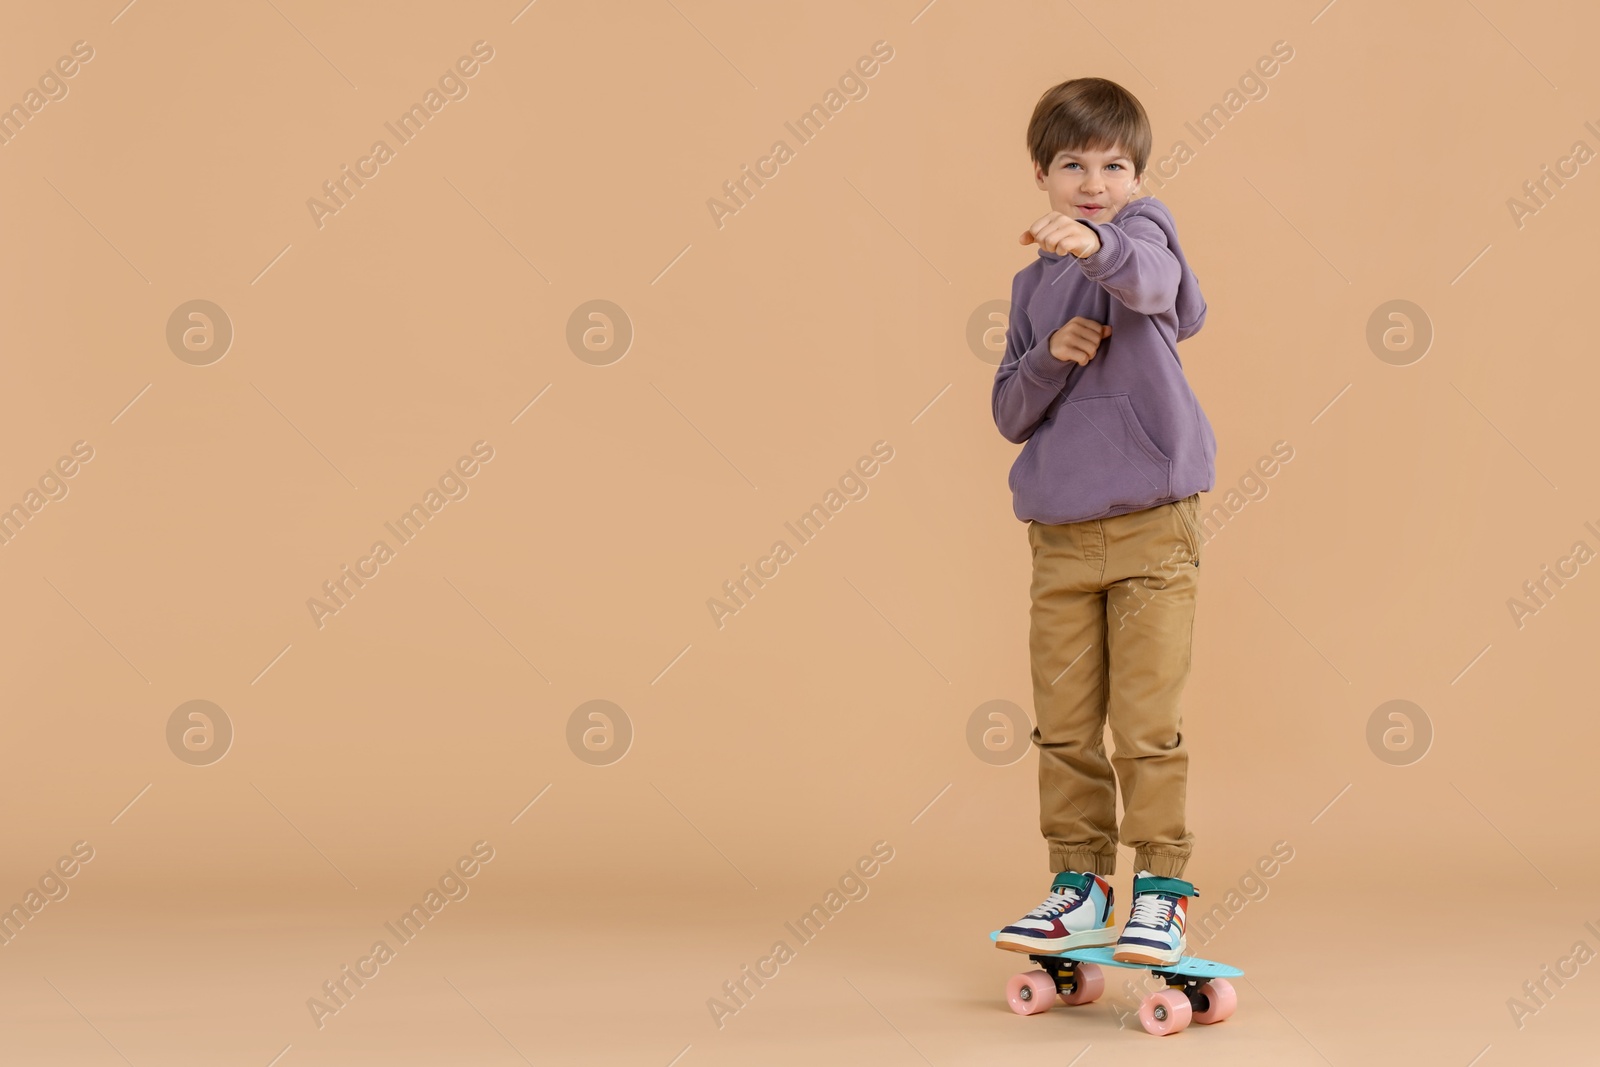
left=1047, top=316, right=1112, bottom=366
left=1019, top=210, right=1102, bottom=258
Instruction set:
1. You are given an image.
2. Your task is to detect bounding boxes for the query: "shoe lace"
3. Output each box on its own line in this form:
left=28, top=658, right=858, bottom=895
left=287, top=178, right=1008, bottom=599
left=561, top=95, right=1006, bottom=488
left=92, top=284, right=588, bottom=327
left=1128, top=892, right=1175, bottom=929
left=1026, top=885, right=1083, bottom=919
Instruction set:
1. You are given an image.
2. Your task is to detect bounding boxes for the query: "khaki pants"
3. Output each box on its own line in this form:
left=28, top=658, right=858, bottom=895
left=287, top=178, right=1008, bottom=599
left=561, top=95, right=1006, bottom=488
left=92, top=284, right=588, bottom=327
left=1027, top=494, right=1203, bottom=879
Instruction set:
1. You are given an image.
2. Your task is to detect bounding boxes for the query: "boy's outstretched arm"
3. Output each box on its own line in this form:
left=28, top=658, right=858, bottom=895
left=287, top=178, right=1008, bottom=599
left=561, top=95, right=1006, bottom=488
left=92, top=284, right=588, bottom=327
left=1075, top=214, right=1181, bottom=317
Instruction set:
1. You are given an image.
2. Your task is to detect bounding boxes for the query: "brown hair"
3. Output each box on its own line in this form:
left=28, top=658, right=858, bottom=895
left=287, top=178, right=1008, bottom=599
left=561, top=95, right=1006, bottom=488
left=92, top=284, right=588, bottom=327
left=1026, top=77, right=1151, bottom=179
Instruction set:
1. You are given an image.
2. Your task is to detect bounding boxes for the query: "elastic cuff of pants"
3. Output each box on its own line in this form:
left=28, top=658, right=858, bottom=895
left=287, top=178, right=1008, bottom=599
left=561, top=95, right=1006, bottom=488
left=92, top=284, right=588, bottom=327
left=1133, top=850, right=1190, bottom=879
left=1049, top=848, right=1116, bottom=877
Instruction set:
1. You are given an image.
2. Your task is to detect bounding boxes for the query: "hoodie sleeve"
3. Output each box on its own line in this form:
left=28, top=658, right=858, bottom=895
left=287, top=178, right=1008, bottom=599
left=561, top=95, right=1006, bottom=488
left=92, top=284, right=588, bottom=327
left=1176, top=285, right=1207, bottom=342
left=992, top=277, right=1076, bottom=445
left=1074, top=214, right=1181, bottom=317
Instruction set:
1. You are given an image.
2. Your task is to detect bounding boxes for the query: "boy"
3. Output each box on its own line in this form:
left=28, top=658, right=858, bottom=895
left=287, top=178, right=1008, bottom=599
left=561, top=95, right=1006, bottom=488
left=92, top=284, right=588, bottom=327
left=990, top=77, right=1214, bottom=966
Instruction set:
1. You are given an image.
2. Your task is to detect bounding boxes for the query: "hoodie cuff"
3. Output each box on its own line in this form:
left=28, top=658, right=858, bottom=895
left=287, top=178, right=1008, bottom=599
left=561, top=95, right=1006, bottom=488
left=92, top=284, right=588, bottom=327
left=1075, top=219, right=1125, bottom=277
left=1021, top=331, right=1074, bottom=383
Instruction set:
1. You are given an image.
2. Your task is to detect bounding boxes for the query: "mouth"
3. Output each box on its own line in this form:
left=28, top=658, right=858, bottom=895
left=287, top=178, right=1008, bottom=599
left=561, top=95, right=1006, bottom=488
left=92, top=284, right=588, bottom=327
left=1077, top=204, right=1102, bottom=213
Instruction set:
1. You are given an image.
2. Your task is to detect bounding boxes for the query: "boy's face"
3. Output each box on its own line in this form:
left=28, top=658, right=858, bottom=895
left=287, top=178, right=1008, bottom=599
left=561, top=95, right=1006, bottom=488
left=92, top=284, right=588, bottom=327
left=1034, top=143, right=1142, bottom=223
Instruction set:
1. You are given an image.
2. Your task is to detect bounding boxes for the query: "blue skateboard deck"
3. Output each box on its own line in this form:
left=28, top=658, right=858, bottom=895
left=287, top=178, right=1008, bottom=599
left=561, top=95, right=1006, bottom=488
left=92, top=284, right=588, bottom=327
left=988, top=931, right=1242, bottom=978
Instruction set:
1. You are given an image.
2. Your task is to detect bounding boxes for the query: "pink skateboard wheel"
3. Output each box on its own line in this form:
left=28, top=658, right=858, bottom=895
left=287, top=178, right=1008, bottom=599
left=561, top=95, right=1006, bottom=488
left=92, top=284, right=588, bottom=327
left=1138, top=987, right=1192, bottom=1035
left=1192, top=978, right=1237, bottom=1024
left=1059, top=962, right=1104, bottom=1005
left=1005, top=970, right=1057, bottom=1015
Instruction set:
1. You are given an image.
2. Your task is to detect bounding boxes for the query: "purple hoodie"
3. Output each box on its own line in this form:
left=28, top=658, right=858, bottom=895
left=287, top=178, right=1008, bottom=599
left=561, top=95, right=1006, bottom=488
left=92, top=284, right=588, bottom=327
left=992, top=195, right=1215, bottom=525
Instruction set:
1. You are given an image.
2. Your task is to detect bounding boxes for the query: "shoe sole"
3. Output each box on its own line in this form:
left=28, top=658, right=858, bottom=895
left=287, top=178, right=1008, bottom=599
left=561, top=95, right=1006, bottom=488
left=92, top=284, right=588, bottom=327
left=1112, top=943, right=1185, bottom=966
left=995, top=928, right=1118, bottom=954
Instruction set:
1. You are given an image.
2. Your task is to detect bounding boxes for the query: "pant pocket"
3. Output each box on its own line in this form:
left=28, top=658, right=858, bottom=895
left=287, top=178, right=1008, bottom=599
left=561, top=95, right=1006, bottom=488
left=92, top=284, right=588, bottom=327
left=1175, top=494, right=1202, bottom=563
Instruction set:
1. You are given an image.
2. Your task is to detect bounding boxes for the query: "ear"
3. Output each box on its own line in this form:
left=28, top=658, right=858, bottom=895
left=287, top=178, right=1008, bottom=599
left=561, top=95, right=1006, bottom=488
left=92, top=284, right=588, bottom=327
left=1033, top=162, right=1048, bottom=190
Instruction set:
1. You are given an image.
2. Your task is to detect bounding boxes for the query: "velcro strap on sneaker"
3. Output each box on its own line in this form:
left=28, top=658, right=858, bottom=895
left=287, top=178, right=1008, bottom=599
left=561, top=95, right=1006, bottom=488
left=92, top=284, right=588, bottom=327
left=1132, top=874, right=1198, bottom=898
left=1051, top=871, right=1092, bottom=892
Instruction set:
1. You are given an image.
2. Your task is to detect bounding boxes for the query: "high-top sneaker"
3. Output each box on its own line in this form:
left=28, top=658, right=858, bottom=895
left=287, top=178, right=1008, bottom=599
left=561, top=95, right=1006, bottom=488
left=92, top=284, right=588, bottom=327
left=1112, top=870, right=1198, bottom=965
left=995, top=871, right=1117, bottom=953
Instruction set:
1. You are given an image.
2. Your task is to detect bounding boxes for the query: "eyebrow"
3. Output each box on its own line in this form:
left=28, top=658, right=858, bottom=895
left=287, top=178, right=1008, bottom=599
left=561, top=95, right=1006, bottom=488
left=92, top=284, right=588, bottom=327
left=1055, top=151, right=1130, bottom=164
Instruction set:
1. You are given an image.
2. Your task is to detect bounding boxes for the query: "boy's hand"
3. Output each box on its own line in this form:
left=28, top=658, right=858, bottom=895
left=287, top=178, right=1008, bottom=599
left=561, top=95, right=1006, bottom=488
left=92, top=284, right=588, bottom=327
left=1048, top=317, right=1111, bottom=366
left=1020, top=211, right=1102, bottom=258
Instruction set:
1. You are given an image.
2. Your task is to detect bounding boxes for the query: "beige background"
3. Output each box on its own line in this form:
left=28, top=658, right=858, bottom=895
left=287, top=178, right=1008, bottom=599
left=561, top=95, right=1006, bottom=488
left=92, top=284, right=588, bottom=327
left=1, top=0, right=1596, bottom=1062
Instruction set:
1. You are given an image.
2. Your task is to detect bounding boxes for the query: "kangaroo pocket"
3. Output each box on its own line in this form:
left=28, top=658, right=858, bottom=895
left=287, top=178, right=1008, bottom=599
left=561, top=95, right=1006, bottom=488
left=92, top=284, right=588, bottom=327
left=1028, top=393, right=1172, bottom=513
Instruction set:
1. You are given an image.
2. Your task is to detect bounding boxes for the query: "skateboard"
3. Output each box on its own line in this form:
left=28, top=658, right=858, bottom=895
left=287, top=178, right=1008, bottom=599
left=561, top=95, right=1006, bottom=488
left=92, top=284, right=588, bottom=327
left=989, top=931, right=1243, bottom=1036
